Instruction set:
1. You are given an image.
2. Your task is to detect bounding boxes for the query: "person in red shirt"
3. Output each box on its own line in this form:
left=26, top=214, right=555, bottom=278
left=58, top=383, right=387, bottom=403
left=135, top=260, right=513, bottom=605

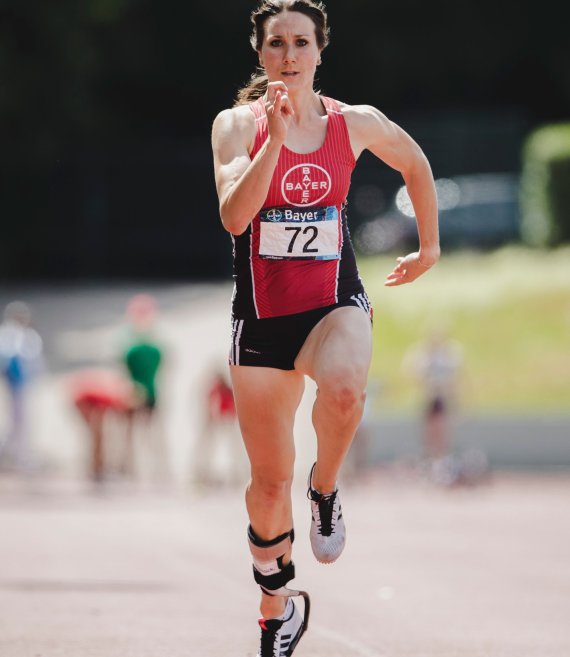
left=191, top=369, right=245, bottom=488
left=207, top=371, right=236, bottom=422
left=69, top=368, right=140, bottom=483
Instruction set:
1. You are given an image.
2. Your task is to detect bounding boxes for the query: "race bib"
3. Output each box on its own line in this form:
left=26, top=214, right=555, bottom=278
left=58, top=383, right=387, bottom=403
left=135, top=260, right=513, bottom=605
left=258, top=205, right=340, bottom=260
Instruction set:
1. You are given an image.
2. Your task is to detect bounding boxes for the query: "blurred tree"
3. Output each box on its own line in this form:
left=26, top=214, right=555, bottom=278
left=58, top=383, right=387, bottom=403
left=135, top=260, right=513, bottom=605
left=520, top=122, right=570, bottom=246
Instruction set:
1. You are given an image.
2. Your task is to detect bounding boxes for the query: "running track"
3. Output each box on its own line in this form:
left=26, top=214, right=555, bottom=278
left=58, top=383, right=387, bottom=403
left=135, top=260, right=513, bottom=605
left=0, top=471, right=569, bottom=656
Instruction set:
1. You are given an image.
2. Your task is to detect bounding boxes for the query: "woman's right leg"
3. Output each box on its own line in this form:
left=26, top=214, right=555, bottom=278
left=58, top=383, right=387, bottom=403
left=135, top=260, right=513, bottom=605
left=230, top=364, right=305, bottom=619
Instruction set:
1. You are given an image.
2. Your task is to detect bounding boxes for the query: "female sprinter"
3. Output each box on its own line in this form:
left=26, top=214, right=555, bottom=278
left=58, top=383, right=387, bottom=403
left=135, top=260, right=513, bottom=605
left=211, top=2, right=439, bottom=655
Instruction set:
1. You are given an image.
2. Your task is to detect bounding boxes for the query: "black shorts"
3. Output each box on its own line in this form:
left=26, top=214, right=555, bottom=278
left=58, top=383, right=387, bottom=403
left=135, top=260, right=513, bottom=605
left=229, top=294, right=372, bottom=371
left=427, top=396, right=446, bottom=416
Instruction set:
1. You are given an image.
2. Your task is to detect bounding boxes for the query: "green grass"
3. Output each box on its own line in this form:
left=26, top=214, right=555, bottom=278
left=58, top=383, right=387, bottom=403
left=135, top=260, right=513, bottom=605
left=358, top=246, right=570, bottom=414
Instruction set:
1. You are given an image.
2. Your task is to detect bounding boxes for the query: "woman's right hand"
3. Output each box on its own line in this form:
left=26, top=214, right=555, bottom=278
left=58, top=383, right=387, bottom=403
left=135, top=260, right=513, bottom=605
left=265, top=81, right=294, bottom=145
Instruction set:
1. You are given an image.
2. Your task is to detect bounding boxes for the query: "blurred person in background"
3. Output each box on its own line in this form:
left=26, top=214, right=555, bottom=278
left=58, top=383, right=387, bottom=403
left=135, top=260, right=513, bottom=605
left=121, top=294, right=163, bottom=413
left=67, top=294, right=166, bottom=485
left=402, top=324, right=464, bottom=484
left=190, top=366, right=246, bottom=488
left=118, top=293, right=168, bottom=481
left=0, top=301, right=44, bottom=473
left=211, top=0, right=439, bottom=654
left=68, top=368, right=140, bottom=484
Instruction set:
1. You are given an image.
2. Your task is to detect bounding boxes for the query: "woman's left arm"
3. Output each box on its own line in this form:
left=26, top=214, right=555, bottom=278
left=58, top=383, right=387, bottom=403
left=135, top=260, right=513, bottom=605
left=345, top=105, right=440, bottom=286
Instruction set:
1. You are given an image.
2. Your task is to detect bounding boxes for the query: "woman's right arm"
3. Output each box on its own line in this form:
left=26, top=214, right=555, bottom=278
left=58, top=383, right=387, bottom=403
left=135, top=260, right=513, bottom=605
left=211, top=112, right=278, bottom=236
left=212, top=86, right=292, bottom=235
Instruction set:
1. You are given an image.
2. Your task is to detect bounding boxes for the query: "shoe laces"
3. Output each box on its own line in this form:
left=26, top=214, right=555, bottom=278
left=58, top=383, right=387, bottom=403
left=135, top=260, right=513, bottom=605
left=308, top=488, right=338, bottom=537
left=258, top=618, right=282, bottom=657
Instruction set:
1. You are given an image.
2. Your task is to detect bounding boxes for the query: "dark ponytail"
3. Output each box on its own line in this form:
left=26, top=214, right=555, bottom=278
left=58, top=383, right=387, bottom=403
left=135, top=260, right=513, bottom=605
left=235, top=70, right=270, bottom=107
left=234, top=0, right=330, bottom=106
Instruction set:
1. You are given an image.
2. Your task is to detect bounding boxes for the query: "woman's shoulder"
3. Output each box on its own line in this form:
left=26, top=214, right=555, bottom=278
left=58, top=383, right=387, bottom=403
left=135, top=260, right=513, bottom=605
left=213, top=103, right=257, bottom=131
left=332, top=100, right=390, bottom=127
left=326, top=99, right=399, bottom=157
left=335, top=100, right=397, bottom=143
left=212, top=103, right=257, bottom=150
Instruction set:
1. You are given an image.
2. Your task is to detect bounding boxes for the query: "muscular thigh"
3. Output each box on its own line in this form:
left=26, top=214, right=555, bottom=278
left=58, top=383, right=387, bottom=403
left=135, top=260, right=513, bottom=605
left=230, top=365, right=305, bottom=477
left=294, top=306, right=372, bottom=385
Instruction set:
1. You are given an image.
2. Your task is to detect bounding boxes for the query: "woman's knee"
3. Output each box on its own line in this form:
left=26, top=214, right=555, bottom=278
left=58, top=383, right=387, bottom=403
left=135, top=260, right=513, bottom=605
left=317, top=370, right=367, bottom=416
left=249, top=471, right=294, bottom=503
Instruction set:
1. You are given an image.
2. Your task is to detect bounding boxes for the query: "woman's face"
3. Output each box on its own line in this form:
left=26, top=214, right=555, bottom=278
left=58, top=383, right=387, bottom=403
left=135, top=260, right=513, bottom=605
left=258, top=11, right=321, bottom=91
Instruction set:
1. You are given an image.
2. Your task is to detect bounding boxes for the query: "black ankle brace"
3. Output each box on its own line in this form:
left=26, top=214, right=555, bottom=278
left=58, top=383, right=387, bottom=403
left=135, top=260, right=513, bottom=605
left=248, top=525, right=296, bottom=595
left=247, top=524, right=311, bottom=631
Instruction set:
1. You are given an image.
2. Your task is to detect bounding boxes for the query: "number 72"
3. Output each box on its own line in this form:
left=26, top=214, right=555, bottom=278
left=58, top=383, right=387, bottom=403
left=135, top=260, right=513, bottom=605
left=285, top=226, right=319, bottom=253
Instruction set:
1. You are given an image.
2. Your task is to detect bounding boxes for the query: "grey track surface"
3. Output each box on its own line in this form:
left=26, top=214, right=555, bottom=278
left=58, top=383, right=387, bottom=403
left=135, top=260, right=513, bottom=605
left=0, top=471, right=569, bottom=657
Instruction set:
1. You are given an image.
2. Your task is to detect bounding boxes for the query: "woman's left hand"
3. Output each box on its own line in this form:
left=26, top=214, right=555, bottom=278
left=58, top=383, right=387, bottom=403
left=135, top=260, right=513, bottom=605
left=384, top=251, right=438, bottom=286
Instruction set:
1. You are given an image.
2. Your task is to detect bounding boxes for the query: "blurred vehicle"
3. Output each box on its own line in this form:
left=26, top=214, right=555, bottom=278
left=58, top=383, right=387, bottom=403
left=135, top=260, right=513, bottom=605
left=355, top=173, right=520, bottom=253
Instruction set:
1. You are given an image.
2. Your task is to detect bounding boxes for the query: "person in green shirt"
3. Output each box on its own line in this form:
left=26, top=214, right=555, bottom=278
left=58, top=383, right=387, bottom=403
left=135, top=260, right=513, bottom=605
left=120, top=293, right=167, bottom=480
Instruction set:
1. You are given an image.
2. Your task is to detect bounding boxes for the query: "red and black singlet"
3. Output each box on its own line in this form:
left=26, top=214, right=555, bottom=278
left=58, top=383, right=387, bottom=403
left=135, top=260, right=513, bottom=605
left=231, top=95, right=366, bottom=320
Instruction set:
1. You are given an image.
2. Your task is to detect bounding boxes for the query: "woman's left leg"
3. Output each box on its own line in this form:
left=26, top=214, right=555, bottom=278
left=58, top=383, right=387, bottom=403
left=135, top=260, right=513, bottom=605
left=294, top=306, right=372, bottom=563
left=295, top=306, right=372, bottom=493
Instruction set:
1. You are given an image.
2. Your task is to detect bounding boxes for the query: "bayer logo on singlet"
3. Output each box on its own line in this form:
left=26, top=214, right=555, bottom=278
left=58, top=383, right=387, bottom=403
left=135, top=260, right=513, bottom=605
left=266, top=209, right=283, bottom=222
left=281, top=164, right=332, bottom=207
